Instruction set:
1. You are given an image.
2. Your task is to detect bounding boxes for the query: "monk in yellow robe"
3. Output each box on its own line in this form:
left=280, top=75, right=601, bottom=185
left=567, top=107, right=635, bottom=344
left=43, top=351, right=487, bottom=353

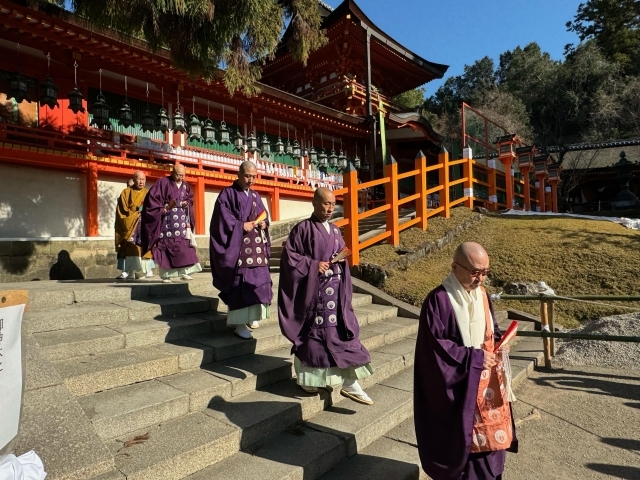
left=115, top=171, right=155, bottom=279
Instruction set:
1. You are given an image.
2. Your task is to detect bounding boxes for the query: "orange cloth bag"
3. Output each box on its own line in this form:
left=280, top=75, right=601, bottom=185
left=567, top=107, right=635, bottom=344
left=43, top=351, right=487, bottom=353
left=469, top=291, right=513, bottom=453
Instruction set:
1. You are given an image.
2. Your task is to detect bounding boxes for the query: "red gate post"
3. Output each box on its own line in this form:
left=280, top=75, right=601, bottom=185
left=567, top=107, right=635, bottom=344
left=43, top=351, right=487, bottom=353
left=438, top=147, right=450, bottom=218
left=342, top=162, right=360, bottom=266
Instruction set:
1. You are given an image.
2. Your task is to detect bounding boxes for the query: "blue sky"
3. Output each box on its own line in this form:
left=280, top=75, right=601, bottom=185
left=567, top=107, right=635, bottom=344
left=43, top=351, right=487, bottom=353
left=323, top=0, right=584, bottom=96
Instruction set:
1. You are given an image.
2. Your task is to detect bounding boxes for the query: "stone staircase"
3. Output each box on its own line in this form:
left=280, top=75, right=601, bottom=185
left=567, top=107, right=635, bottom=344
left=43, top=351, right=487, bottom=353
left=12, top=272, right=424, bottom=480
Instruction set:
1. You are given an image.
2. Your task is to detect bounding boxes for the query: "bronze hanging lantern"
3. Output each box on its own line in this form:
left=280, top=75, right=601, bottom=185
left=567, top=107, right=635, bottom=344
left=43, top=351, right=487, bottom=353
left=172, top=90, right=186, bottom=133
left=309, top=146, right=318, bottom=165
left=203, top=119, right=217, bottom=144
left=218, top=105, right=231, bottom=145
left=292, top=140, right=301, bottom=159
left=232, top=109, right=243, bottom=151
left=260, top=118, right=271, bottom=158
left=118, top=76, right=134, bottom=128
left=274, top=121, right=285, bottom=156
left=155, top=87, right=169, bottom=133
left=118, top=100, right=134, bottom=128
left=338, top=139, right=347, bottom=171
left=187, top=97, right=201, bottom=141
left=67, top=61, right=85, bottom=114
left=202, top=101, right=217, bottom=144
left=141, top=108, right=154, bottom=133
left=39, top=53, right=58, bottom=109
left=354, top=145, right=361, bottom=170
left=157, top=107, right=169, bottom=133
left=247, top=114, right=258, bottom=152
left=284, top=125, right=293, bottom=155
left=140, top=82, right=154, bottom=133
left=39, top=77, right=59, bottom=109
left=8, top=72, right=30, bottom=104
left=90, top=94, right=111, bottom=129
left=188, top=113, right=202, bottom=141
left=219, top=121, right=231, bottom=145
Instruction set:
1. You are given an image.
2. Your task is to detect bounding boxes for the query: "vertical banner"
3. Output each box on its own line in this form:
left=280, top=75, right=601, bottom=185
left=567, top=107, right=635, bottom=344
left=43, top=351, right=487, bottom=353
left=0, top=291, right=27, bottom=454
left=378, top=99, right=386, bottom=163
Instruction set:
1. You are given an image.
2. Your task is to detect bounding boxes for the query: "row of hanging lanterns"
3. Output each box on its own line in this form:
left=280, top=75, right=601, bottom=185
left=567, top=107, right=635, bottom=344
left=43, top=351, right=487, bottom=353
left=8, top=45, right=371, bottom=172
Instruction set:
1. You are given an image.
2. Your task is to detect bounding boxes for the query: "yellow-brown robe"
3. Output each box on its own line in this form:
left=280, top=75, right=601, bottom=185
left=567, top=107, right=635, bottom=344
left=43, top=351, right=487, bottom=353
left=115, top=187, right=154, bottom=275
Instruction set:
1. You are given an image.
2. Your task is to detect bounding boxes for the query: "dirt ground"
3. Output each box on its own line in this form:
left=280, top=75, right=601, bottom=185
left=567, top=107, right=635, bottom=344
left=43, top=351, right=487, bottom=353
left=504, top=366, right=640, bottom=479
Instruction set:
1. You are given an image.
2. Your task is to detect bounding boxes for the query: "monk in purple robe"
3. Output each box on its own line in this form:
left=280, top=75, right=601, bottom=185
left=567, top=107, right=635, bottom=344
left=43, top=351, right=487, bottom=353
left=414, top=242, right=517, bottom=480
left=278, top=187, right=374, bottom=405
left=210, top=161, right=273, bottom=340
left=141, top=163, right=202, bottom=283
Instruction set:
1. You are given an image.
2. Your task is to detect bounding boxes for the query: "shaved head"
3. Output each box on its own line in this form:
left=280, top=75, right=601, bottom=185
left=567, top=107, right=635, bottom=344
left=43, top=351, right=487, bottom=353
left=452, top=242, right=490, bottom=291
left=237, top=161, right=258, bottom=190
left=239, top=161, right=257, bottom=174
left=312, top=187, right=336, bottom=221
left=171, top=163, right=185, bottom=183
left=132, top=170, right=146, bottom=190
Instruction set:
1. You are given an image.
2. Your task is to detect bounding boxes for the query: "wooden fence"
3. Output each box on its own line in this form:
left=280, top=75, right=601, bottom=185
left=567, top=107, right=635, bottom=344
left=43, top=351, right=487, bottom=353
left=334, top=149, right=555, bottom=266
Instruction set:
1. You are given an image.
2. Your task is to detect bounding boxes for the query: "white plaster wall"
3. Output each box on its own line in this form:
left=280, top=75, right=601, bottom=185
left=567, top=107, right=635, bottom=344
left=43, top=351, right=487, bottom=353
left=204, top=188, right=221, bottom=234
left=0, top=164, right=86, bottom=238
left=203, top=189, right=272, bottom=233
left=279, top=197, right=313, bottom=221
left=97, top=174, right=157, bottom=237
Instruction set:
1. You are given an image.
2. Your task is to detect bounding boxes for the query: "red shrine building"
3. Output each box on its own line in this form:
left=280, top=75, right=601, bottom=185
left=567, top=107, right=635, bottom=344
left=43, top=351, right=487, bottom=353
left=0, top=0, right=448, bottom=240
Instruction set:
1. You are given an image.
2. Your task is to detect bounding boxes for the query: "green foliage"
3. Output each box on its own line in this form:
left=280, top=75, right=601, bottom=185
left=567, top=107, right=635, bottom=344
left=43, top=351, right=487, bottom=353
left=393, top=87, right=426, bottom=109
left=36, top=0, right=326, bottom=95
left=566, top=0, right=640, bottom=74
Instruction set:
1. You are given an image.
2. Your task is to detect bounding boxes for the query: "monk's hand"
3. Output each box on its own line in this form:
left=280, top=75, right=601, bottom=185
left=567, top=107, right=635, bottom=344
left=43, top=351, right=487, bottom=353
left=243, top=222, right=255, bottom=232
left=258, top=221, right=267, bottom=230
left=181, top=201, right=188, bottom=208
left=483, top=351, right=497, bottom=370
left=318, top=261, right=331, bottom=274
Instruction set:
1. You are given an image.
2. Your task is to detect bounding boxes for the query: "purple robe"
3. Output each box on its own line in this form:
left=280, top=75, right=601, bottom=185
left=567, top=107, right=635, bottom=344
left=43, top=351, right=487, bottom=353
left=278, top=215, right=370, bottom=369
left=141, top=176, right=199, bottom=269
left=209, top=182, right=273, bottom=310
left=414, top=286, right=518, bottom=480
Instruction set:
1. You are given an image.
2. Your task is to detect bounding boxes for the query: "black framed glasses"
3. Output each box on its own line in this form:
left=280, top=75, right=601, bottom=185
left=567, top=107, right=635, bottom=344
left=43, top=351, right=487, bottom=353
left=454, top=262, right=491, bottom=277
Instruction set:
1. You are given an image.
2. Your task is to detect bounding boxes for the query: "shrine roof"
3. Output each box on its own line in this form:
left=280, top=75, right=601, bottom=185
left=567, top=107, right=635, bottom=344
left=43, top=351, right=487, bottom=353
left=263, top=0, right=448, bottom=96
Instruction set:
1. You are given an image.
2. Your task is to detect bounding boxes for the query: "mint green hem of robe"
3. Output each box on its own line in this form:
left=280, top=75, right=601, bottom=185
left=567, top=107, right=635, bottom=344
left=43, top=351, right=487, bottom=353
left=294, top=356, right=374, bottom=388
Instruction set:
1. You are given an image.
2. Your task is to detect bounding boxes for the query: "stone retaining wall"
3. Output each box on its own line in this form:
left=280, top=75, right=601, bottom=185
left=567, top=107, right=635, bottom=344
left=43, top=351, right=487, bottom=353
left=351, top=213, right=485, bottom=288
left=0, top=215, right=305, bottom=283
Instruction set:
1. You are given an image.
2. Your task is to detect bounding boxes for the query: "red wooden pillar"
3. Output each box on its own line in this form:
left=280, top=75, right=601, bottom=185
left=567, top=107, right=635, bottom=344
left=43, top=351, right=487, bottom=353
left=86, top=161, right=99, bottom=237
left=415, top=150, right=428, bottom=231
left=502, top=160, right=514, bottom=209
left=271, top=187, right=280, bottom=222
left=535, top=174, right=547, bottom=212
left=194, top=177, right=206, bottom=234
left=488, top=160, right=498, bottom=210
left=521, top=166, right=531, bottom=210
left=549, top=180, right=559, bottom=213
left=438, top=147, right=450, bottom=218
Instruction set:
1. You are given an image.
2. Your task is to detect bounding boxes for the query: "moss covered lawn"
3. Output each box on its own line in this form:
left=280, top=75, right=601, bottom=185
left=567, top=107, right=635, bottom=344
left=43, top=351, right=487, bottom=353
left=375, top=214, right=640, bottom=328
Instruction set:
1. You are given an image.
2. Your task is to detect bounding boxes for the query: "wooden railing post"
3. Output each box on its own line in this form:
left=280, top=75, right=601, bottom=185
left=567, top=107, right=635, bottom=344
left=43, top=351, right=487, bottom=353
left=488, top=159, right=498, bottom=210
left=86, top=161, right=99, bottom=237
left=385, top=155, right=399, bottom=246
left=540, top=300, right=552, bottom=368
left=464, top=157, right=474, bottom=209
left=438, top=147, right=450, bottom=218
left=342, top=162, right=360, bottom=266
left=415, top=150, right=428, bottom=231
left=195, top=176, right=206, bottom=235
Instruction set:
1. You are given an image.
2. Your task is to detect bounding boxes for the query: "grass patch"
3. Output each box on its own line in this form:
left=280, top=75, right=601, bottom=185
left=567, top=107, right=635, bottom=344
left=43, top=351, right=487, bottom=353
left=359, top=207, right=478, bottom=266
left=378, top=215, right=640, bottom=328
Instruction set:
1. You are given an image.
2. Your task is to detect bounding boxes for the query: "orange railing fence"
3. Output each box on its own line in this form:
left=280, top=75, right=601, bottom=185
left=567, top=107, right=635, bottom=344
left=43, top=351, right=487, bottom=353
left=336, top=148, right=557, bottom=266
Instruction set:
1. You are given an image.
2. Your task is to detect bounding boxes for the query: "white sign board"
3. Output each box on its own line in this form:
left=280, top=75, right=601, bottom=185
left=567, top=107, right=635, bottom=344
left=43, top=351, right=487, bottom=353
left=0, top=303, right=25, bottom=452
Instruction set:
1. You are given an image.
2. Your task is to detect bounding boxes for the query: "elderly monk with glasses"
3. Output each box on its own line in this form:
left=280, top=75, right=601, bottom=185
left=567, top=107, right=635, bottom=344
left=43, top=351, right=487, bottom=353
left=414, top=242, right=517, bottom=480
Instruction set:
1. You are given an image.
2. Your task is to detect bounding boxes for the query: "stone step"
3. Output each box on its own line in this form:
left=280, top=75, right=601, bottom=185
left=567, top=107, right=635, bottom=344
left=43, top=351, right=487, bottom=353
left=359, top=317, right=418, bottom=352
left=24, top=296, right=213, bottom=334
left=187, top=306, right=401, bottom=364
left=54, top=343, right=206, bottom=396
left=186, top=370, right=414, bottom=480
left=107, top=412, right=241, bottom=480
left=34, top=313, right=226, bottom=361
left=76, top=332, right=416, bottom=444
left=318, top=425, right=421, bottom=480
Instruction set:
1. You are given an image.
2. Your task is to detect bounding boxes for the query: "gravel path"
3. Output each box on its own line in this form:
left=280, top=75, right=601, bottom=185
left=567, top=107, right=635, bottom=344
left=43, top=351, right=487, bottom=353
left=554, top=312, right=640, bottom=370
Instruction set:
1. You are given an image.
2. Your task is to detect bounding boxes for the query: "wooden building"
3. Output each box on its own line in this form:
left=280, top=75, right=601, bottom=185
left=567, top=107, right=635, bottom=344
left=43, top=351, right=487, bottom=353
left=0, top=0, right=448, bottom=239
